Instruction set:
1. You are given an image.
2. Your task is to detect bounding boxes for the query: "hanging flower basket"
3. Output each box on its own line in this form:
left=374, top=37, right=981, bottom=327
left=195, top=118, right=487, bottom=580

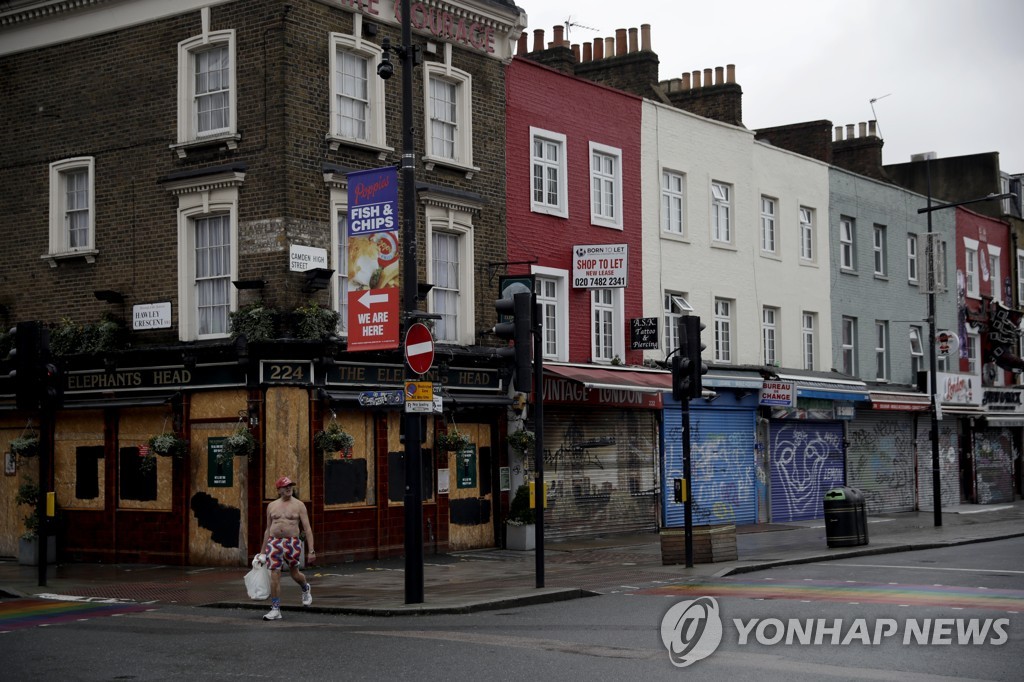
left=10, top=435, right=39, bottom=459
left=148, top=432, right=187, bottom=458
left=220, top=425, right=256, bottom=464
left=138, top=444, right=157, bottom=475
left=435, top=429, right=470, bottom=453
left=507, top=429, right=535, bottom=455
left=314, top=421, right=355, bottom=456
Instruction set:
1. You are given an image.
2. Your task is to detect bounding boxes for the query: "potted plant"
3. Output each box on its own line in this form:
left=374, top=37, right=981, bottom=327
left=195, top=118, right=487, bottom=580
left=435, top=428, right=470, bottom=453
left=148, top=432, right=186, bottom=458
left=229, top=303, right=276, bottom=342
left=507, top=428, right=535, bottom=456
left=314, top=420, right=354, bottom=457
left=138, top=445, right=157, bottom=475
left=10, top=434, right=39, bottom=459
left=293, top=302, right=340, bottom=341
left=505, top=484, right=536, bottom=551
left=15, top=479, right=55, bottom=566
left=221, top=424, right=256, bottom=463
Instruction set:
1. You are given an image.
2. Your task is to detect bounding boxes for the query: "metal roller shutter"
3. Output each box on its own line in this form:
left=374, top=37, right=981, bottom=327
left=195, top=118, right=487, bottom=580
left=846, top=412, right=917, bottom=513
left=768, top=421, right=845, bottom=522
left=541, top=407, right=659, bottom=542
left=973, top=428, right=1015, bottom=504
left=663, top=405, right=757, bottom=527
left=915, top=419, right=959, bottom=510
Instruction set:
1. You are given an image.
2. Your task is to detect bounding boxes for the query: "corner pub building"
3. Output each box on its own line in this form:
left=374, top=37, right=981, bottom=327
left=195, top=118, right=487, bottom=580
left=0, top=0, right=527, bottom=566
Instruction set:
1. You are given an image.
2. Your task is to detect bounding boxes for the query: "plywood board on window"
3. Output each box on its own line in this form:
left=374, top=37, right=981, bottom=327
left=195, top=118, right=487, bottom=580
left=188, top=421, right=248, bottom=566
left=54, top=410, right=104, bottom=511
left=323, top=410, right=376, bottom=508
left=264, top=387, right=309, bottom=500
left=117, top=409, right=175, bottom=511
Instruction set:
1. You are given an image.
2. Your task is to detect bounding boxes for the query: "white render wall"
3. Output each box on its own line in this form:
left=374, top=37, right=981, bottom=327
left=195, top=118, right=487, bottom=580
left=641, top=100, right=832, bottom=369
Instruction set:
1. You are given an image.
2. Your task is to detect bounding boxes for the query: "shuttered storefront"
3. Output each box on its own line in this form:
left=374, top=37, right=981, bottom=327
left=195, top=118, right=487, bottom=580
left=663, top=405, right=757, bottom=527
left=973, top=427, right=1016, bottom=503
left=915, top=419, right=960, bottom=510
left=542, top=407, right=659, bottom=542
left=768, top=421, right=845, bottom=522
left=846, top=411, right=917, bottom=513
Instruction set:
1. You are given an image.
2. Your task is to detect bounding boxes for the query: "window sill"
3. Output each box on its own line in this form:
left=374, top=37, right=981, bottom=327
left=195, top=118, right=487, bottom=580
left=530, top=204, right=568, bottom=219
left=170, top=133, right=241, bottom=159
left=710, top=241, right=737, bottom=252
left=840, top=267, right=858, bottom=275
left=798, top=258, right=819, bottom=267
left=874, top=274, right=889, bottom=282
left=760, top=251, right=782, bottom=261
left=590, top=217, right=623, bottom=231
left=422, top=155, right=479, bottom=179
left=326, top=134, right=392, bottom=159
left=660, top=231, right=689, bottom=244
left=42, top=248, right=99, bottom=267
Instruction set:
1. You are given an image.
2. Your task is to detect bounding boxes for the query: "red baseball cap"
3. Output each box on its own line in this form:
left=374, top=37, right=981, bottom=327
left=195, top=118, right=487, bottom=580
left=275, top=476, right=294, bottom=489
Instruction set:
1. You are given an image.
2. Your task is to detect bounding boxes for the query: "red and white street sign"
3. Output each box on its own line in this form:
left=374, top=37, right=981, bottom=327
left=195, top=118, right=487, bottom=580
left=405, top=323, right=434, bottom=375
left=347, top=287, right=399, bottom=352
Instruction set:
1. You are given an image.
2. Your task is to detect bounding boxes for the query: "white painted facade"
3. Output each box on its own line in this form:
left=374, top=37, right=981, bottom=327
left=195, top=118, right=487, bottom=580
left=641, top=100, right=832, bottom=369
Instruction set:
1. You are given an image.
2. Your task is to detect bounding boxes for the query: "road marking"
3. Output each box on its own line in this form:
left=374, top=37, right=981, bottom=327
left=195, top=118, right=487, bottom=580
left=817, top=563, right=1024, bottom=575
left=956, top=505, right=1012, bottom=514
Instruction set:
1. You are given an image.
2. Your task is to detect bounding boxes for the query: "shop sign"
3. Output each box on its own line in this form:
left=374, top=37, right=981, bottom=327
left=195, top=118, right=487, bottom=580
left=541, top=375, right=662, bottom=409
left=572, top=243, right=627, bottom=288
left=456, top=444, right=477, bottom=488
left=630, top=317, right=659, bottom=350
left=759, top=381, right=795, bottom=407
left=207, top=438, right=232, bottom=487
left=326, top=362, right=500, bottom=392
left=937, top=372, right=981, bottom=406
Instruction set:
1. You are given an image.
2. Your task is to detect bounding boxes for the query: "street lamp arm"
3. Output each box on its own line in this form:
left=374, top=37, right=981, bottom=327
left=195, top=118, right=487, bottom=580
left=918, top=192, right=1015, bottom=214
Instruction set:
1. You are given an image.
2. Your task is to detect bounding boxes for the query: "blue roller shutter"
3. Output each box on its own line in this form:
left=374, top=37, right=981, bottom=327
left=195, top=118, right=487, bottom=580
left=768, top=421, right=845, bottom=522
left=663, top=405, right=757, bottom=527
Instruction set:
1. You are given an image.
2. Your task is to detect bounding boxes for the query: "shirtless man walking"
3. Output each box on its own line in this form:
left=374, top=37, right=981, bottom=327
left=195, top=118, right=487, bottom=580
left=261, top=476, right=315, bottom=620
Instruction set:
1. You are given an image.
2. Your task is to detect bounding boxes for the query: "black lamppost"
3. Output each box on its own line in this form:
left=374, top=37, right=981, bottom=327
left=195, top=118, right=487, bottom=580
left=918, top=158, right=1012, bottom=527
left=379, top=0, right=424, bottom=604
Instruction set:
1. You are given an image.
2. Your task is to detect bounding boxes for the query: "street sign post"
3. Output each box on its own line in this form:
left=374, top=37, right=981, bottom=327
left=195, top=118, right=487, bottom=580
left=405, top=322, right=434, bottom=375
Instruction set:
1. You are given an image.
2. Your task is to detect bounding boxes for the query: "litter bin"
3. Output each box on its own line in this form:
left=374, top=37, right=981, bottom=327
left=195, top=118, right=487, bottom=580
left=823, top=486, right=869, bottom=547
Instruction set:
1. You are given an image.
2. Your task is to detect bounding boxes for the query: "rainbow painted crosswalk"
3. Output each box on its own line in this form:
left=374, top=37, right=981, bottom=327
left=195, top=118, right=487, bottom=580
left=0, top=597, right=153, bottom=633
left=641, top=579, right=1024, bottom=612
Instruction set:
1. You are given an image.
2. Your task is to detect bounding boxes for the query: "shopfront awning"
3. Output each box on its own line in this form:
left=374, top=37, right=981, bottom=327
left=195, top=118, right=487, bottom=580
left=776, top=371, right=870, bottom=402
left=544, top=364, right=672, bottom=394
left=869, top=390, right=931, bottom=411
left=318, top=389, right=512, bottom=408
left=982, top=414, right=1024, bottom=427
left=703, top=369, right=764, bottom=389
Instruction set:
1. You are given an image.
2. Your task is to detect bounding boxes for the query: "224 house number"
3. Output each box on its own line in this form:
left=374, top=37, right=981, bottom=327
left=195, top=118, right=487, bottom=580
left=262, top=361, right=313, bottom=384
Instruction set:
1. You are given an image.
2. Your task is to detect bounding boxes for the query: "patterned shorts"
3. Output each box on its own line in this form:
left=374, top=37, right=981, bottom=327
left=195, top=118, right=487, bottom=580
left=265, top=537, right=303, bottom=570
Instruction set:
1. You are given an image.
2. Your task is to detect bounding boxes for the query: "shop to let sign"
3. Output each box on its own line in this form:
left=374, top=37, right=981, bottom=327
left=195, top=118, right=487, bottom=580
left=572, top=243, right=628, bottom=288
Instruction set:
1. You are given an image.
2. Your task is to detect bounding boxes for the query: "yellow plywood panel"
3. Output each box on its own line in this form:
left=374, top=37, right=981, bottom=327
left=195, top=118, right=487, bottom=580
left=1, top=426, right=40, bottom=556
left=118, top=409, right=175, bottom=511
left=322, top=409, right=376, bottom=508
left=190, top=389, right=248, bottom=421
left=264, top=387, right=309, bottom=500
left=54, top=411, right=104, bottom=511
left=188, top=421, right=248, bottom=566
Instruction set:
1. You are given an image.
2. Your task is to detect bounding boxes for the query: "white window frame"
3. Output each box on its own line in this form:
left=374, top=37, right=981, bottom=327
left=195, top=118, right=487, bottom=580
left=661, top=170, right=685, bottom=237
left=166, top=169, right=245, bottom=341
left=424, top=197, right=477, bottom=345
left=591, top=288, right=624, bottom=363
left=663, top=293, right=693, bottom=354
left=713, top=298, right=733, bottom=363
left=964, top=237, right=980, bottom=298
left=47, top=156, right=97, bottom=264
left=988, top=245, right=1002, bottom=303
left=589, top=142, right=623, bottom=229
left=966, top=331, right=979, bottom=376
left=907, top=233, right=919, bottom=284
left=762, top=306, right=778, bottom=366
left=842, top=316, right=857, bottom=376
left=533, top=267, right=569, bottom=362
left=328, top=24, right=389, bottom=154
left=326, top=174, right=350, bottom=337
left=840, top=217, right=855, bottom=270
left=422, top=46, right=476, bottom=174
left=1017, top=250, right=1024, bottom=303
left=760, top=196, right=777, bottom=255
left=909, top=326, right=924, bottom=379
left=530, top=127, right=568, bottom=218
left=802, top=312, right=816, bottom=371
left=711, top=181, right=732, bottom=244
left=875, top=321, right=889, bottom=382
left=873, top=224, right=887, bottom=276
left=175, top=23, right=238, bottom=155
left=799, top=207, right=815, bottom=262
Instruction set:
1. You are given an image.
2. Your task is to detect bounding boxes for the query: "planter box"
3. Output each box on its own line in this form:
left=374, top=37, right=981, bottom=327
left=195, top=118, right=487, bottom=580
left=18, top=536, right=57, bottom=566
left=660, top=524, right=737, bottom=565
left=506, top=524, right=535, bottom=551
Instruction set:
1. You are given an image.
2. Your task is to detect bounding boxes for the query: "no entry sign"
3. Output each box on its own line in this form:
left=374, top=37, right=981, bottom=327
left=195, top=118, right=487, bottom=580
left=405, top=322, right=434, bottom=375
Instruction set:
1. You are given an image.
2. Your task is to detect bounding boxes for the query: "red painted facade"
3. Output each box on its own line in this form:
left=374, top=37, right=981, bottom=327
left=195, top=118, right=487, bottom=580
left=505, top=57, right=644, bottom=365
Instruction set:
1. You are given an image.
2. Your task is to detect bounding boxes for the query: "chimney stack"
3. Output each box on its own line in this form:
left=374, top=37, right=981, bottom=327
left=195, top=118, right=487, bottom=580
left=659, top=64, right=743, bottom=126
left=571, top=23, right=661, bottom=98
left=832, top=120, right=887, bottom=181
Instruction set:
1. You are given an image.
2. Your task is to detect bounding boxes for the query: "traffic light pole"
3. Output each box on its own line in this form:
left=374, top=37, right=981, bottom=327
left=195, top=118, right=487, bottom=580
left=532, top=297, right=545, bottom=588
left=681, top=390, right=693, bottom=568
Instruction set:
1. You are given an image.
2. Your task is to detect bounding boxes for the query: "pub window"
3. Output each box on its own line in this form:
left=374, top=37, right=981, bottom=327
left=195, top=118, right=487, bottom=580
left=119, top=446, right=157, bottom=502
left=322, top=412, right=375, bottom=507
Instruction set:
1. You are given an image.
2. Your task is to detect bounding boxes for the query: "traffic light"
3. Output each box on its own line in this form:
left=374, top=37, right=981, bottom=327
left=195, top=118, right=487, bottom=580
left=683, top=315, right=708, bottom=400
left=671, top=317, right=691, bottom=401
left=10, top=321, right=42, bottom=411
left=494, top=291, right=533, bottom=394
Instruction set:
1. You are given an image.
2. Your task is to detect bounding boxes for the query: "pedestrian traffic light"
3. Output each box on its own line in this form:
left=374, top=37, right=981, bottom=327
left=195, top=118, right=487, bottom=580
left=10, top=321, right=42, bottom=411
left=493, top=291, right=533, bottom=394
left=671, top=318, right=691, bottom=401
left=683, top=315, right=708, bottom=400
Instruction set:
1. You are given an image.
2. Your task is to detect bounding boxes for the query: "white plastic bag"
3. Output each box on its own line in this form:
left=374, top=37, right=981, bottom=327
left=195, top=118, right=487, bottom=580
left=245, top=553, right=270, bottom=600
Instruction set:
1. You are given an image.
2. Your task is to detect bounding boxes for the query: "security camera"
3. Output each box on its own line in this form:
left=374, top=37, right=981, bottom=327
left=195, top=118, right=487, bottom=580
left=377, top=57, right=393, bottom=81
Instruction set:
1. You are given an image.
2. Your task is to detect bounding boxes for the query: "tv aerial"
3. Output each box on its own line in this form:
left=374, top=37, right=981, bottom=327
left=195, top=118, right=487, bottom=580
left=564, top=16, right=598, bottom=41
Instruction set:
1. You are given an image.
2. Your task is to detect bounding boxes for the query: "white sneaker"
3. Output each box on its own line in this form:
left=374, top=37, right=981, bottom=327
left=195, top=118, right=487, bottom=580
left=263, top=607, right=282, bottom=621
left=302, top=585, right=312, bottom=606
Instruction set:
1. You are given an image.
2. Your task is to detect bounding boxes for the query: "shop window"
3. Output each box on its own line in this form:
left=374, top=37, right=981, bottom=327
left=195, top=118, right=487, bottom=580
left=119, top=446, right=156, bottom=502
left=75, top=446, right=104, bottom=500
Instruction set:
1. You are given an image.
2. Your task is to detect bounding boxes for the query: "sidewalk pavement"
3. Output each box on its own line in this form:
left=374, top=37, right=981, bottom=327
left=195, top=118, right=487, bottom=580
left=2, top=501, right=1022, bottom=617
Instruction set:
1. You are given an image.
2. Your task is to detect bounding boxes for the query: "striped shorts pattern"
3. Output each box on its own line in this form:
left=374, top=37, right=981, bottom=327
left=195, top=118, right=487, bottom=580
left=265, top=537, right=302, bottom=570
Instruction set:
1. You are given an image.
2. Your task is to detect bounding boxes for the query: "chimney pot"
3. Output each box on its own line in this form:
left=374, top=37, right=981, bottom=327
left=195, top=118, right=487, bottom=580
left=571, top=44, right=580, bottom=61
left=517, top=33, right=528, bottom=56
left=868, top=120, right=878, bottom=137
left=668, top=77, right=681, bottom=93
left=681, top=72, right=691, bottom=90
left=835, top=126, right=844, bottom=141
left=703, top=68, right=713, bottom=86
left=726, top=64, right=736, bottom=83
left=604, top=36, right=614, bottom=57
left=593, top=38, right=604, bottom=60
left=846, top=124, right=855, bottom=139
left=859, top=122, right=867, bottom=138
left=628, top=27, right=638, bottom=53
left=615, top=29, right=627, bottom=56
left=715, top=66, right=724, bottom=85
left=552, top=25, right=565, bottom=47
left=532, top=29, right=544, bottom=52
left=582, top=42, right=593, bottom=62
left=641, top=24, right=652, bottom=51
left=692, top=70, right=702, bottom=88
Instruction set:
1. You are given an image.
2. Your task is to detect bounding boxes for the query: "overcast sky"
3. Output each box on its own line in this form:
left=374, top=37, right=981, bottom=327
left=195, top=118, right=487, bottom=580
left=522, top=0, right=1024, bottom=174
